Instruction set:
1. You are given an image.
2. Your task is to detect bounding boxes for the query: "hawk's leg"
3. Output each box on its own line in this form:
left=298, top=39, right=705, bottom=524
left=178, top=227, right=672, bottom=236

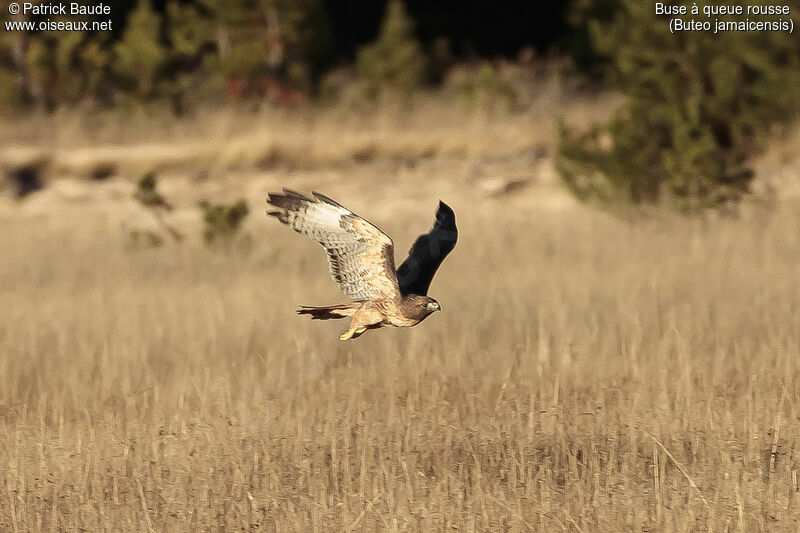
left=339, top=327, right=367, bottom=341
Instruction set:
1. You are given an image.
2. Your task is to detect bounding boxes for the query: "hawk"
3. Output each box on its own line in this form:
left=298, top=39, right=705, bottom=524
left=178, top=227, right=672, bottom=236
left=266, top=189, right=457, bottom=340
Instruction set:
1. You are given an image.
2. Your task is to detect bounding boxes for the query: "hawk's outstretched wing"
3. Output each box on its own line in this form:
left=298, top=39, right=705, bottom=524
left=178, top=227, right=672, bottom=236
left=267, top=189, right=400, bottom=301
left=396, top=201, right=457, bottom=296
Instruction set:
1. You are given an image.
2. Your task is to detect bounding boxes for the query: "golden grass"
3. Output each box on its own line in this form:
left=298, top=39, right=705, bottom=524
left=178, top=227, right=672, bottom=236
left=1, top=188, right=799, bottom=531
left=1, top=83, right=618, bottom=185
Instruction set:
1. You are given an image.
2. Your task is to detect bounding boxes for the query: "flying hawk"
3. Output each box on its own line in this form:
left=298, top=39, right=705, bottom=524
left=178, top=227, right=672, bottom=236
left=266, top=189, right=457, bottom=340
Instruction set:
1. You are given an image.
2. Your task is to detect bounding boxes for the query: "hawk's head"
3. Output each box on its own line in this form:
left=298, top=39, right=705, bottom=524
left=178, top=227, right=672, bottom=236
left=404, top=294, right=442, bottom=321
left=425, top=299, right=441, bottom=313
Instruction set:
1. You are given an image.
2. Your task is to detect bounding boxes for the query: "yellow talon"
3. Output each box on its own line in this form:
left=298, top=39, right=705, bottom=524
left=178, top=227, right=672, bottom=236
left=339, top=327, right=367, bottom=341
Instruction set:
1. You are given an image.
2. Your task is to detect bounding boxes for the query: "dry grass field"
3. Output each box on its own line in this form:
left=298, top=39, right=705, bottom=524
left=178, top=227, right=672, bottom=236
left=1, top=103, right=800, bottom=531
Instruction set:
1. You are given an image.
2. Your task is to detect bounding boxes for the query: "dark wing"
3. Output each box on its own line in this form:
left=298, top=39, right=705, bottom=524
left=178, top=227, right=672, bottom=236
left=267, top=189, right=400, bottom=301
left=396, top=201, right=457, bottom=296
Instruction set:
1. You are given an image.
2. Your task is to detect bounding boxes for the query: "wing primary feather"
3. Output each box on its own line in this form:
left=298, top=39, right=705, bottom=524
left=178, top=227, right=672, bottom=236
left=312, top=191, right=349, bottom=209
left=396, top=201, right=457, bottom=296
left=266, top=189, right=401, bottom=301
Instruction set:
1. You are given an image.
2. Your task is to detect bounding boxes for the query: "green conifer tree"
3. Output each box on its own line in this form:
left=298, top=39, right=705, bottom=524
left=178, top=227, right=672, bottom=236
left=356, top=0, right=427, bottom=99
left=559, top=0, right=800, bottom=212
left=113, top=0, right=168, bottom=100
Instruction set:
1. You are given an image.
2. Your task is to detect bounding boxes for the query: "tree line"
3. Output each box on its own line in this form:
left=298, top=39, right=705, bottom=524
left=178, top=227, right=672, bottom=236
left=2, top=0, right=799, bottom=211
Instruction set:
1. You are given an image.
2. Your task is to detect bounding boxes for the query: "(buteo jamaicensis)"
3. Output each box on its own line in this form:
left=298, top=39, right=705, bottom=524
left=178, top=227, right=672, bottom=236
left=266, top=189, right=457, bottom=340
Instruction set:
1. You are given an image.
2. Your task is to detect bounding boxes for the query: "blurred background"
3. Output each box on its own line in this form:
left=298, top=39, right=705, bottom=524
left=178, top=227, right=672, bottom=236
left=1, top=0, right=799, bottom=215
left=2, top=2, right=800, bottom=530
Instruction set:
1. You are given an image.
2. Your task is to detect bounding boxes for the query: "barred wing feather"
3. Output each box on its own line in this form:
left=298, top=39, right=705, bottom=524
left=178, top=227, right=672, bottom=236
left=267, top=189, right=400, bottom=301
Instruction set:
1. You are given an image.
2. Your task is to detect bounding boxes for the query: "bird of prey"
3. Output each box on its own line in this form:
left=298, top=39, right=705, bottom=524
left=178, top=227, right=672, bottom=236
left=266, top=189, right=457, bottom=340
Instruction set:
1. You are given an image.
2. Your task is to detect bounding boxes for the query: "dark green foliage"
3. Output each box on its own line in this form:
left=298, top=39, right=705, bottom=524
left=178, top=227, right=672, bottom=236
left=113, top=0, right=167, bottom=101
left=356, top=0, right=427, bottom=99
left=0, top=10, right=19, bottom=107
left=88, top=163, right=117, bottom=181
left=114, top=0, right=330, bottom=107
left=2, top=162, right=45, bottom=198
left=133, top=171, right=171, bottom=209
left=453, top=62, right=517, bottom=111
left=558, top=0, right=800, bottom=212
left=131, top=172, right=184, bottom=243
left=0, top=0, right=330, bottom=111
left=0, top=8, right=111, bottom=109
left=199, top=199, right=251, bottom=250
left=126, top=229, right=165, bottom=250
left=270, top=0, right=333, bottom=92
left=427, top=37, right=454, bottom=84
left=563, top=0, right=617, bottom=72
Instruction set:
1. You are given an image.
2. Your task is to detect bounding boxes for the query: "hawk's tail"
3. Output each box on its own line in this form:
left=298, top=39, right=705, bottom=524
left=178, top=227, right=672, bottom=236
left=297, top=303, right=358, bottom=320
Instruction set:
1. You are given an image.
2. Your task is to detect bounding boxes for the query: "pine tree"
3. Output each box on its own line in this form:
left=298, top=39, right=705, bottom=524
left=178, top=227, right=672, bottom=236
left=0, top=10, right=106, bottom=110
left=356, top=0, right=427, bottom=99
left=113, top=0, right=168, bottom=100
left=559, top=0, right=800, bottom=212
